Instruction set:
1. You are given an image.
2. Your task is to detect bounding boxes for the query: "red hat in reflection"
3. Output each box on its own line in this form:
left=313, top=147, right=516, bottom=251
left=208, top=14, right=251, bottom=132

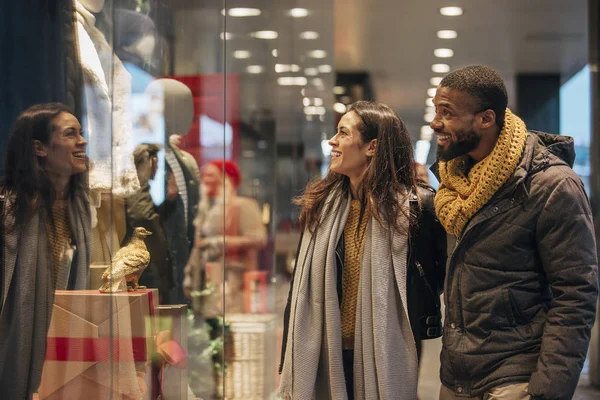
left=209, top=160, right=241, bottom=187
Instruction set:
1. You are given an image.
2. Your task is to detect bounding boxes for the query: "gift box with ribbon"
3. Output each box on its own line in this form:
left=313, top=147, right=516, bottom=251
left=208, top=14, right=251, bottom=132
left=38, top=289, right=158, bottom=400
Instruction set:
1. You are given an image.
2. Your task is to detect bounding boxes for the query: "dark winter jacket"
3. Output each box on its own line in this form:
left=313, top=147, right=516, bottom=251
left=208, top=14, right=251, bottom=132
left=279, top=183, right=447, bottom=373
left=436, top=131, right=598, bottom=400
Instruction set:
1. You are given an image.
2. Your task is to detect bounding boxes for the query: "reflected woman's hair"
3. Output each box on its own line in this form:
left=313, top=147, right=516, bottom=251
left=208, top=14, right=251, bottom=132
left=2, top=102, right=87, bottom=230
left=295, top=100, right=417, bottom=234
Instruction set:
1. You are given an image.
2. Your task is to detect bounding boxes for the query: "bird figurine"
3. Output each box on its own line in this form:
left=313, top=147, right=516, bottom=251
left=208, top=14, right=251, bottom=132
left=99, top=227, right=152, bottom=293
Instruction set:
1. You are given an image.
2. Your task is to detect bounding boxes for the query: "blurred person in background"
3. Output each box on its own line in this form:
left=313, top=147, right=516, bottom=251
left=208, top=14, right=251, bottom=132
left=123, top=143, right=173, bottom=301
left=414, top=161, right=430, bottom=184
left=432, top=65, right=598, bottom=400
left=279, top=101, right=446, bottom=400
left=183, top=159, right=266, bottom=314
left=0, top=103, right=91, bottom=399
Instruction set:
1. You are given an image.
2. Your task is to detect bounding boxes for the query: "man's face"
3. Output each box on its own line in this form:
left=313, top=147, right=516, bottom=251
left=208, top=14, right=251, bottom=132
left=431, top=87, right=484, bottom=161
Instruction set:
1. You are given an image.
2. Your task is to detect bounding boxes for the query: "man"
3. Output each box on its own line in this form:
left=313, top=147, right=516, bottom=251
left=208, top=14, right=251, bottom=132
left=431, top=65, right=598, bottom=400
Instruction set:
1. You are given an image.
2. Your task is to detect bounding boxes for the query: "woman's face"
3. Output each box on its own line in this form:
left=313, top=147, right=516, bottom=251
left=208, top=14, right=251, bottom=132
left=328, top=111, right=374, bottom=181
left=201, top=163, right=222, bottom=198
left=36, top=112, right=87, bottom=178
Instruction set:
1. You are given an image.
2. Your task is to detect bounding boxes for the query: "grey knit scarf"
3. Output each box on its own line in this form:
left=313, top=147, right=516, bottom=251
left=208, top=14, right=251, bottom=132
left=278, top=190, right=418, bottom=400
left=0, top=192, right=91, bottom=399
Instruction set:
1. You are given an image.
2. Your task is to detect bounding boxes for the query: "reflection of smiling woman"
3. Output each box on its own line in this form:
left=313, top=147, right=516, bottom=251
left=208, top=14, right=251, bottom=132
left=0, top=103, right=91, bottom=399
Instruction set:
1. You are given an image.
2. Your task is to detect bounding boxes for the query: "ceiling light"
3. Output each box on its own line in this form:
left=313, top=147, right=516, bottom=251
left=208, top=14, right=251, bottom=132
left=272, top=49, right=278, bottom=57
left=440, top=6, right=463, bottom=16
left=426, top=98, right=434, bottom=107
left=275, top=64, right=300, bottom=73
left=246, top=65, right=264, bottom=74
left=301, top=88, right=306, bottom=96
left=333, top=86, right=346, bottom=95
left=437, top=30, right=458, bottom=39
left=311, top=78, right=325, bottom=87
left=233, top=50, right=251, bottom=59
left=333, top=103, right=347, bottom=114
left=278, top=77, right=307, bottom=86
left=430, top=77, right=443, bottom=86
left=228, top=8, right=261, bottom=17
left=434, top=48, right=454, bottom=58
left=432, top=64, right=450, bottom=73
left=304, top=106, right=326, bottom=115
left=308, top=50, right=327, bottom=58
left=425, top=106, right=435, bottom=114
left=251, top=30, right=278, bottom=39
left=424, top=113, right=436, bottom=123
left=305, top=67, right=319, bottom=76
left=313, top=98, right=324, bottom=106
left=303, top=97, right=311, bottom=106
left=318, top=64, right=332, bottom=73
left=220, top=32, right=233, bottom=40
left=300, top=31, right=320, bottom=40
left=288, top=8, right=308, bottom=17
left=427, top=88, right=437, bottom=97
left=421, top=125, right=434, bottom=141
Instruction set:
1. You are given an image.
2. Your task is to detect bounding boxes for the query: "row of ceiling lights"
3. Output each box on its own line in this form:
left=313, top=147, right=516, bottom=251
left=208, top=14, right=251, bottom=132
left=416, top=6, right=463, bottom=164
left=221, top=7, right=328, bottom=86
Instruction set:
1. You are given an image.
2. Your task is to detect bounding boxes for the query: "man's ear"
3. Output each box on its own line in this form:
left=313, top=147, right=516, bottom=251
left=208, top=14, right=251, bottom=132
left=480, top=110, right=496, bottom=129
left=366, top=139, right=377, bottom=157
left=33, top=140, right=47, bottom=157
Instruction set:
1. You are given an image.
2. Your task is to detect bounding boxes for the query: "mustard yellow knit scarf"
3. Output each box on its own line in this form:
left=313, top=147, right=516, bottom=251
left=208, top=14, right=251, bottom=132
left=434, top=109, right=528, bottom=237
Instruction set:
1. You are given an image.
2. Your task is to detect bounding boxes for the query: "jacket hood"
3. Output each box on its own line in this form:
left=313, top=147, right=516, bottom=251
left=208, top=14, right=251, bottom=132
left=529, top=130, right=575, bottom=168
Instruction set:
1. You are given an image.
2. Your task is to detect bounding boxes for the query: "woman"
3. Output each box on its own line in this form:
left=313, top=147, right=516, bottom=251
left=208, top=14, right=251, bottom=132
left=0, top=103, right=91, bottom=399
left=278, top=101, right=446, bottom=399
left=183, top=160, right=266, bottom=314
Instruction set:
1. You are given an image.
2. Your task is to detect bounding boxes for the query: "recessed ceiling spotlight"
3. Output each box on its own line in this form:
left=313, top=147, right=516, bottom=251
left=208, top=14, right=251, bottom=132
left=272, top=49, right=278, bottom=57
left=427, top=88, right=437, bottom=97
left=440, top=6, right=463, bottom=16
left=432, top=64, right=450, bottom=73
left=313, top=98, right=324, bottom=106
left=303, top=97, right=311, bottom=106
left=220, top=32, right=233, bottom=40
left=424, top=113, right=436, bottom=123
left=304, top=106, right=326, bottom=115
left=275, top=64, right=300, bottom=73
left=228, top=8, right=262, bottom=17
left=430, top=77, right=443, bottom=86
left=333, top=86, right=346, bottom=95
left=425, top=106, right=435, bottom=114
left=426, top=98, right=435, bottom=107
left=288, top=8, right=309, bottom=17
left=246, top=65, right=264, bottom=74
left=308, top=50, right=327, bottom=58
left=318, top=64, right=332, bottom=73
left=334, top=103, right=347, bottom=114
left=305, top=68, right=319, bottom=76
left=300, top=31, right=320, bottom=40
left=434, top=48, right=454, bottom=58
left=437, top=30, right=458, bottom=39
left=233, top=50, right=251, bottom=59
left=278, top=77, right=308, bottom=86
left=251, top=31, right=278, bottom=39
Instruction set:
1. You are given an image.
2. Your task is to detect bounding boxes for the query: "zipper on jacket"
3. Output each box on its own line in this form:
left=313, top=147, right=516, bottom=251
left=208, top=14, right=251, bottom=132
left=416, top=261, right=440, bottom=307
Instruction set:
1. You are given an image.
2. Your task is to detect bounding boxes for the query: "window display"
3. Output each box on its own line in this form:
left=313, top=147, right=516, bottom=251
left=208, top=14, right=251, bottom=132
left=0, top=0, right=334, bottom=399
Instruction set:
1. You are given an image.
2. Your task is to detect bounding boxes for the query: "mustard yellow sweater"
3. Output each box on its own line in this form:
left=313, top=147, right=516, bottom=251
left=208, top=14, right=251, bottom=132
left=341, top=200, right=369, bottom=349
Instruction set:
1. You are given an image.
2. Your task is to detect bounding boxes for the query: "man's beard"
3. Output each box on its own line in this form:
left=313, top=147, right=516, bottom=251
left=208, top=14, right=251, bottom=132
left=436, top=129, right=481, bottom=161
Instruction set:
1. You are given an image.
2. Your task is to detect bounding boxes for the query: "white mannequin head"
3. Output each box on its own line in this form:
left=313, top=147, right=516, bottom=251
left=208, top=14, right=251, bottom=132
left=78, top=0, right=105, bottom=13
left=145, top=79, right=194, bottom=139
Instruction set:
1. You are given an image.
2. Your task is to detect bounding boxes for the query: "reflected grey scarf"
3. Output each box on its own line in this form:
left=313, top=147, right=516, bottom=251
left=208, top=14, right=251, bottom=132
left=0, top=192, right=91, bottom=399
left=278, top=191, right=417, bottom=400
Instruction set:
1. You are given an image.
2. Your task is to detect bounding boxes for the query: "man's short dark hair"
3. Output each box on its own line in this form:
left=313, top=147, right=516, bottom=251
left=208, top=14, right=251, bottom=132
left=439, top=65, right=508, bottom=129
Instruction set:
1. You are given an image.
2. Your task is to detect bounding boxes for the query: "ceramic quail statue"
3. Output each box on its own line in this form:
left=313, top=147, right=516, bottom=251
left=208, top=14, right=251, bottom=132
left=99, top=227, right=152, bottom=292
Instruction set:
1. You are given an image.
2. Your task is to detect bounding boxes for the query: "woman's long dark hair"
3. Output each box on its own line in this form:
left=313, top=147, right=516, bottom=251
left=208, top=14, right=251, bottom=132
left=2, top=102, right=87, bottom=230
left=295, top=101, right=418, bottom=234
